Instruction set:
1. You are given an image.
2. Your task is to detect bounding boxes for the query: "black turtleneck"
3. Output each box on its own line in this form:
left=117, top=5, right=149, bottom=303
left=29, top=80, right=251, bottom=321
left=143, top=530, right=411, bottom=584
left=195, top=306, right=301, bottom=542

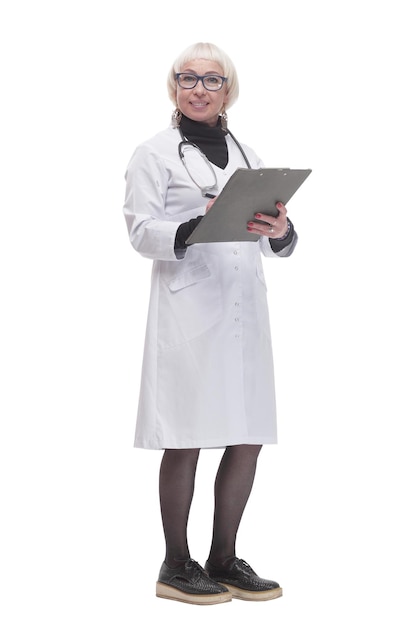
left=179, top=115, right=228, bottom=169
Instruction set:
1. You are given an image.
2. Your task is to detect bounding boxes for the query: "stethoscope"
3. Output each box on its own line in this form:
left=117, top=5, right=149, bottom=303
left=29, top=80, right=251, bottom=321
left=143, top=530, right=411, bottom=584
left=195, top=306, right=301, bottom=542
left=178, top=127, right=252, bottom=198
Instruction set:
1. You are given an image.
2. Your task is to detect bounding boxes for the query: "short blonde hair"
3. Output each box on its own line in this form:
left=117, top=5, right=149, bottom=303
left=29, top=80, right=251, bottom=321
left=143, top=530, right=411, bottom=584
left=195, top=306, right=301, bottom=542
left=167, top=42, right=239, bottom=110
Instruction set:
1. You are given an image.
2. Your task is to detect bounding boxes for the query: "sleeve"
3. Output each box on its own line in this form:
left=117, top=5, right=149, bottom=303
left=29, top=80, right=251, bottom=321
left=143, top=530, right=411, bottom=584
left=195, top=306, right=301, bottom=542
left=259, top=220, right=298, bottom=258
left=174, top=216, right=204, bottom=259
left=123, top=144, right=181, bottom=262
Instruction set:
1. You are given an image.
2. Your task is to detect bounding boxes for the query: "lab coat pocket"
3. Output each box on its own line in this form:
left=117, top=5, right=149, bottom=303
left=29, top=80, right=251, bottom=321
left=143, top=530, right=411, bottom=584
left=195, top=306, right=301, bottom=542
left=158, top=263, right=223, bottom=350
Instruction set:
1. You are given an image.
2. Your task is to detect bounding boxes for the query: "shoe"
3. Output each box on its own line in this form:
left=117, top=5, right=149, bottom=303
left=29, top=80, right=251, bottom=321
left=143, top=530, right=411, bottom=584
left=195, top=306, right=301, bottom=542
left=156, top=559, right=232, bottom=605
left=205, top=557, right=283, bottom=601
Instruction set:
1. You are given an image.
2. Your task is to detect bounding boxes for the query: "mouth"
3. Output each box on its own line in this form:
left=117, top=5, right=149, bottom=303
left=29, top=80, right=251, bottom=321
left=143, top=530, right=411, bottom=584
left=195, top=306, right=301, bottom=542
left=189, top=102, right=208, bottom=108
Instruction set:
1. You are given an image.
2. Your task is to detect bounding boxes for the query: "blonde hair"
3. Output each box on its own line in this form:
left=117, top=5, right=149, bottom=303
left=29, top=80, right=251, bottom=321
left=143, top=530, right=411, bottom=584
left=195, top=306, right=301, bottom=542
left=167, top=42, right=239, bottom=110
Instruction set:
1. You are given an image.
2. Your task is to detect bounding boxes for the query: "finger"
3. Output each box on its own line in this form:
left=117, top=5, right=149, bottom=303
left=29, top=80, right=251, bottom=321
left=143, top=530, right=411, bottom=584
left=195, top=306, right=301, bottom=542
left=276, top=202, right=287, bottom=216
left=205, top=197, right=217, bottom=212
left=255, top=213, right=286, bottom=230
left=247, top=221, right=276, bottom=236
left=254, top=212, right=278, bottom=223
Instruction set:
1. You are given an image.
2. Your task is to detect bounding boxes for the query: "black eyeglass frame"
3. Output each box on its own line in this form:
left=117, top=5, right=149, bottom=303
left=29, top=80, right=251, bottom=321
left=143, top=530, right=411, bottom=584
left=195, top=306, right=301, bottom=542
left=175, top=73, right=228, bottom=91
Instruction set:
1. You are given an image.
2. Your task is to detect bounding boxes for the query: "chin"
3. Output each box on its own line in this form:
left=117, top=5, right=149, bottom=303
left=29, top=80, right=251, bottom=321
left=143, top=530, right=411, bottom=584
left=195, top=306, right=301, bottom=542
left=188, top=111, right=218, bottom=126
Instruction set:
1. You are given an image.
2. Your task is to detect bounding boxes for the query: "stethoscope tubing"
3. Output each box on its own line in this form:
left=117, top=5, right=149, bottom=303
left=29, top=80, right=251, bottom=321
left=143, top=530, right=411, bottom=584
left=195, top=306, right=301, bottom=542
left=178, top=139, right=218, bottom=198
left=177, top=126, right=251, bottom=198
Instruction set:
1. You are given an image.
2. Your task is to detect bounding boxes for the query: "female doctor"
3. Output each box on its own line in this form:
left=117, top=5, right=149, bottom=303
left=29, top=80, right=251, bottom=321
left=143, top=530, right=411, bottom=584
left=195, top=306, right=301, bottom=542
left=123, top=42, right=298, bottom=605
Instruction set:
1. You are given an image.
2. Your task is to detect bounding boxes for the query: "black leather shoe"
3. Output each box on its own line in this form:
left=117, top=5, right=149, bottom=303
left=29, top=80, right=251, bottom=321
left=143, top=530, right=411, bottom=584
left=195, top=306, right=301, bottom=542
left=156, top=559, right=232, bottom=605
left=205, top=557, right=282, bottom=601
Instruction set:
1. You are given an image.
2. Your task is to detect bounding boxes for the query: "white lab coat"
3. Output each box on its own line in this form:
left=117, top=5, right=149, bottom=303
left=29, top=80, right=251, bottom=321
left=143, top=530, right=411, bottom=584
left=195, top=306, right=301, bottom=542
left=123, top=125, right=296, bottom=449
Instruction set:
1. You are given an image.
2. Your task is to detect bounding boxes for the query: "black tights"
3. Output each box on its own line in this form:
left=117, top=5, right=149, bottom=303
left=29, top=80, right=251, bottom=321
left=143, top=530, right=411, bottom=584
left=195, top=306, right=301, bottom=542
left=159, top=444, right=262, bottom=568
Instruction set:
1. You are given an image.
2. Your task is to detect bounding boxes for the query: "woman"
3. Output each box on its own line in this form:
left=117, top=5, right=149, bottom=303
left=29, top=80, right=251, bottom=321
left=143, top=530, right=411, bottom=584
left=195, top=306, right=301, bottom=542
left=123, top=42, right=298, bottom=605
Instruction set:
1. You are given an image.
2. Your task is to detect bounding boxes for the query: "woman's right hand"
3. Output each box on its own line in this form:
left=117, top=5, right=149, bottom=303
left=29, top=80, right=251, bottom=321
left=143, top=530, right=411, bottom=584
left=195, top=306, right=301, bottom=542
left=205, top=197, right=217, bottom=213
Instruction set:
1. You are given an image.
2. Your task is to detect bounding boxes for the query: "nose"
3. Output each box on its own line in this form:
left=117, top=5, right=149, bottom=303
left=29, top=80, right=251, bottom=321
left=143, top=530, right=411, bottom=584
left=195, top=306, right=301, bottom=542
left=193, top=77, right=207, bottom=92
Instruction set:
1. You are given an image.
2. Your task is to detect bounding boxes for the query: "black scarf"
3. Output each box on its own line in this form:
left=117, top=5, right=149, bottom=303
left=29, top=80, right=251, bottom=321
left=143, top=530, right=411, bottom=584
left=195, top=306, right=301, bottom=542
left=179, top=115, right=228, bottom=169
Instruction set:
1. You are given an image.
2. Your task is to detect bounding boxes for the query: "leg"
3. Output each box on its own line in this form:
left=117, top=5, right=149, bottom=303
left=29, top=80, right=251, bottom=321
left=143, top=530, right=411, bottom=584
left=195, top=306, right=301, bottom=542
left=205, top=444, right=282, bottom=601
left=159, top=448, right=200, bottom=568
left=157, top=448, right=232, bottom=604
left=208, top=444, right=262, bottom=566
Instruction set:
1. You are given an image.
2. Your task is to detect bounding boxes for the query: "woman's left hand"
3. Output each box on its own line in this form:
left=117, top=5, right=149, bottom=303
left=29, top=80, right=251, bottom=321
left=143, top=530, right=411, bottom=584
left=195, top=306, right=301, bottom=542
left=247, top=202, right=289, bottom=238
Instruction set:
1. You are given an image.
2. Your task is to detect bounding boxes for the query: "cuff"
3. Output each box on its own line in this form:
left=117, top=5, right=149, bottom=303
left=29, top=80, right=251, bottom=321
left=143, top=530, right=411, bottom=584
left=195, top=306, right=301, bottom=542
left=174, top=216, right=204, bottom=251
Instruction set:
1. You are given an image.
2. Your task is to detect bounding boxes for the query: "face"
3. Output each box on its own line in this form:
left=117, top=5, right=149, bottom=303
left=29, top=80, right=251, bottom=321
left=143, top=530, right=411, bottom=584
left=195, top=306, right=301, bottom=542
left=176, top=59, right=229, bottom=127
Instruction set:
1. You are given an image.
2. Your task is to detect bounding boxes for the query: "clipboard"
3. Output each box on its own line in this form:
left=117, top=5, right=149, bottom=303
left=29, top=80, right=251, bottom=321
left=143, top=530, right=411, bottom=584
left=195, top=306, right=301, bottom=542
left=186, top=167, right=312, bottom=244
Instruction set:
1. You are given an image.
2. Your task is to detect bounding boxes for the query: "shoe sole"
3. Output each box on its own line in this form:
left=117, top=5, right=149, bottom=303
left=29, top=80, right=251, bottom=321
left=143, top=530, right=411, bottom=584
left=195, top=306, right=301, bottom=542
left=225, top=584, right=283, bottom=601
left=156, top=582, right=232, bottom=605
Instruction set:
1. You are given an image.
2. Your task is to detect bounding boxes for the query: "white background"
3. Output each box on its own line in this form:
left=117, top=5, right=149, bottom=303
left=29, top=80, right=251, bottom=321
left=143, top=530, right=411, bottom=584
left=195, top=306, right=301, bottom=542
left=1, top=1, right=417, bottom=624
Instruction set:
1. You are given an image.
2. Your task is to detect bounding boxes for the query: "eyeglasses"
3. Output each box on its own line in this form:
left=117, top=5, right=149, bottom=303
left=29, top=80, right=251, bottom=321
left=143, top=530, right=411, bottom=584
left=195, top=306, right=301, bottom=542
left=175, top=73, right=227, bottom=91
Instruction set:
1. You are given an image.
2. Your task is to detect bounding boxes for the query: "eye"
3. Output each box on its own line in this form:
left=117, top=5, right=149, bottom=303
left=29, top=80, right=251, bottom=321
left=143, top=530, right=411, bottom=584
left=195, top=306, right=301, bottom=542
left=182, top=74, right=196, bottom=83
left=206, top=75, right=221, bottom=85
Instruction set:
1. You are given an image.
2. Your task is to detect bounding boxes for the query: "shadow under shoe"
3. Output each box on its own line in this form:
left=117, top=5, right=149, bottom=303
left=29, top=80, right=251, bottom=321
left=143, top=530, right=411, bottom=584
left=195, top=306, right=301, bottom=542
left=156, top=559, right=232, bottom=605
left=205, top=557, right=283, bottom=601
